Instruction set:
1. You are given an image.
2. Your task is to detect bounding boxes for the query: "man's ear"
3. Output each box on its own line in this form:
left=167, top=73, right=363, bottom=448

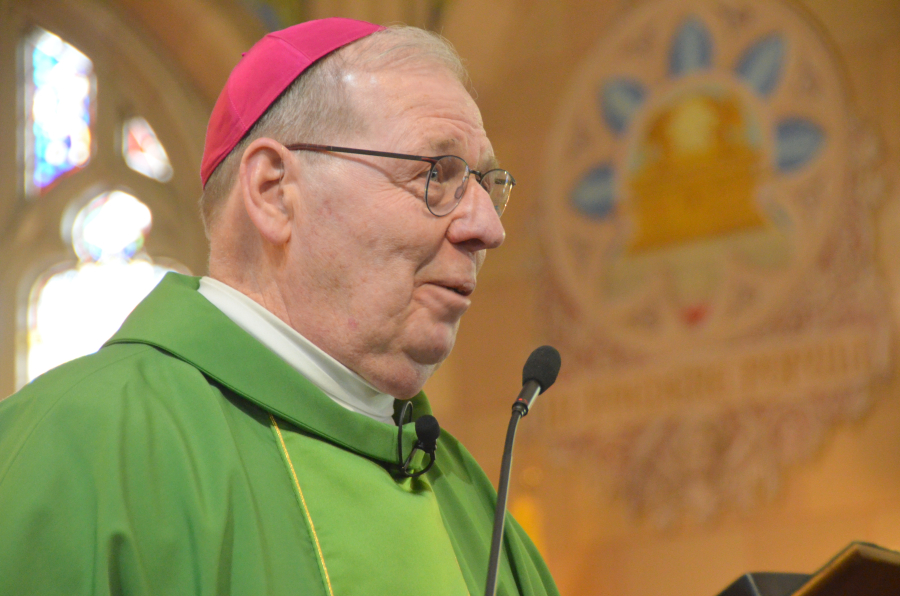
left=239, top=137, right=294, bottom=245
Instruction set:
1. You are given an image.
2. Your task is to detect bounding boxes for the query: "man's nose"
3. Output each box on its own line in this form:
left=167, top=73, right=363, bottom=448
left=445, top=181, right=506, bottom=250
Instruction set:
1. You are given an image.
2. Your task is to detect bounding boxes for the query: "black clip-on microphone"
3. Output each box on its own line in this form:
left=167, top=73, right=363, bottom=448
left=397, top=401, right=441, bottom=478
left=484, top=345, right=561, bottom=596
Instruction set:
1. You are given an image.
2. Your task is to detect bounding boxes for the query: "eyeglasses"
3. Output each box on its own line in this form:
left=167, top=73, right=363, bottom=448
left=285, top=143, right=515, bottom=218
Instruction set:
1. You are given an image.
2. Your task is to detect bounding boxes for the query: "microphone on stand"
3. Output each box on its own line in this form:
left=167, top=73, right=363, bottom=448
left=514, top=345, right=563, bottom=416
left=484, top=345, right=561, bottom=596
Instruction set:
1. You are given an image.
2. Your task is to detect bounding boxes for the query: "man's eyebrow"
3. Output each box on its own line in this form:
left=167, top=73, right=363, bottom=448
left=430, top=138, right=461, bottom=154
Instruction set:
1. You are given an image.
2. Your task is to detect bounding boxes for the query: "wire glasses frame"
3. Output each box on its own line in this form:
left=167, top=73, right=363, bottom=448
left=285, top=143, right=516, bottom=217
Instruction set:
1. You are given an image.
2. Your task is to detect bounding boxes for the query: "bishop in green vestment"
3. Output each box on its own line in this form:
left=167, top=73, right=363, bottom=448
left=0, top=17, right=559, bottom=596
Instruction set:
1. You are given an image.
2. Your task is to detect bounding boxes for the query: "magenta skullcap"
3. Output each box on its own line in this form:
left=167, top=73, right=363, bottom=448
left=200, top=18, right=385, bottom=186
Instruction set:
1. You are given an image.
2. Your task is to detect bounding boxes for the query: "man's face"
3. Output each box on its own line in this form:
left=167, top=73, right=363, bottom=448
left=282, top=64, right=506, bottom=399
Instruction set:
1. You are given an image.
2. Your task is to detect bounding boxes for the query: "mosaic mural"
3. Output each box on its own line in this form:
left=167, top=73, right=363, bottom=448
left=539, top=0, right=889, bottom=526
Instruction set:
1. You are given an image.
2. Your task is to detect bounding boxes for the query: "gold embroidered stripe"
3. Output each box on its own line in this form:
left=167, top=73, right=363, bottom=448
left=269, top=414, right=335, bottom=596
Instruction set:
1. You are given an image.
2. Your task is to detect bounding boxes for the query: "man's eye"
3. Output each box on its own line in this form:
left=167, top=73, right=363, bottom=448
left=417, top=166, right=438, bottom=181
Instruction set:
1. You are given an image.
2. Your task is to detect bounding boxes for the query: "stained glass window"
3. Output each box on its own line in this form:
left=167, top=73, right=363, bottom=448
left=26, top=191, right=179, bottom=382
left=24, top=28, right=95, bottom=194
left=123, top=116, right=173, bottom=182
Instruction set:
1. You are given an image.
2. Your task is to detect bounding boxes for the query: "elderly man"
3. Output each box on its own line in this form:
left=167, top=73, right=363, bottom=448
left=0, top=17, right=558, bottom=596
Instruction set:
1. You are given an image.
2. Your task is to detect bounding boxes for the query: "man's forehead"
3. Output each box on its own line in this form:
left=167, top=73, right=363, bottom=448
left=346, top=62, right=496, bottom=167
left=429, top=137, right=495, bottom=163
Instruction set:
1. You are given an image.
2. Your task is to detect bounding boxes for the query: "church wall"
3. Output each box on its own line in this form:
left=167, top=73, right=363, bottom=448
left=2, top=0, right=899, bottom=595
left=436, top=1, right=900, bottom=595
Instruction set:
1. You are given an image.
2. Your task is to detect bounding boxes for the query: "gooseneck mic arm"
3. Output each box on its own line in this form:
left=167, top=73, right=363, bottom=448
left=484, top=404, right=525, bottom=596
left=484, top=346, right=561, bottom=596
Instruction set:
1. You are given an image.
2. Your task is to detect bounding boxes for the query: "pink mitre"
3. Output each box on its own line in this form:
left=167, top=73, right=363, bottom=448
left=201, top=17, right=385, bottom=186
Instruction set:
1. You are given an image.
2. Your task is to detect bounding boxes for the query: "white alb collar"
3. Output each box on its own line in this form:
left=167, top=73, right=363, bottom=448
left=198, top=277, right=396, bottom=425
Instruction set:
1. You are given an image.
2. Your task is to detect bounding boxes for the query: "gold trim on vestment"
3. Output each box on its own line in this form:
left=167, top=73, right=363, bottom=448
left=270, top=414, right=335, bottom=596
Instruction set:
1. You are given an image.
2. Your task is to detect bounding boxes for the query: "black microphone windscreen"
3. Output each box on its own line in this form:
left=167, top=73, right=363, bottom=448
left=415, top=415, right=441, bottom=451
left=522, top=345, right=561, bottom=394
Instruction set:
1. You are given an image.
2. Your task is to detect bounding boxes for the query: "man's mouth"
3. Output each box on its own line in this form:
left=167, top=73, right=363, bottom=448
left=438, top=281, right=474, bottom=297
left=422, top=278, right=475, bottom=299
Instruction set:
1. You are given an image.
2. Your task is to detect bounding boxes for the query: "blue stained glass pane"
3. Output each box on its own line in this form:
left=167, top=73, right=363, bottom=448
left=25, top=28, right=95, bottom=194
left=72, top=191, right=153, bottom=262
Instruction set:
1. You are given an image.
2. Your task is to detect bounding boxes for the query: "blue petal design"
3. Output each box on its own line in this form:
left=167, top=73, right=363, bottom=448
left=776, top=119, right=824, bottom=172
left=735, top=35, right=785, bottom=96
left=571, top=164, right=616, bottom=218
left=600, top=80, right=645, bottom=134
left=669, top=18, right=712, bottom=76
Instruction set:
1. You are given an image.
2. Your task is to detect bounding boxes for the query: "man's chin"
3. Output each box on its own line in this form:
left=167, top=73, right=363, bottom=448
left=380, top=357, right=441, bottom=400
left=408, top=342, right=454, bottom=367
left=406, top=330, right=457, bottom=367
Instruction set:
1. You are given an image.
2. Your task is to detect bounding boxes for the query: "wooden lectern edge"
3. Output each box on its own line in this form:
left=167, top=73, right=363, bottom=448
left=791, top=542, right=900, bottom=596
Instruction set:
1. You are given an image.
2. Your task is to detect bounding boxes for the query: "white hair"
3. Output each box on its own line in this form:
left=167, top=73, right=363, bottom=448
left=199, top=25, right=470, bottom=234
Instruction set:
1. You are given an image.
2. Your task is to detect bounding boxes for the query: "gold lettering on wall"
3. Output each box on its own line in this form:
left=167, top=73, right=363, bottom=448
left=550, top=326, right=883, bottom=433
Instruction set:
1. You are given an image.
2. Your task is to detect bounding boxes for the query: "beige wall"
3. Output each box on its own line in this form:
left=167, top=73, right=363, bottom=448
left=441, top=1, right=900, bottom=594
left=3, top=0, right=900, bottom=594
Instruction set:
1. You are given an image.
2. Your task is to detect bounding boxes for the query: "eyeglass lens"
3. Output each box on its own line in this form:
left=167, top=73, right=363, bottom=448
left=425, top=156, right=513, bottom=217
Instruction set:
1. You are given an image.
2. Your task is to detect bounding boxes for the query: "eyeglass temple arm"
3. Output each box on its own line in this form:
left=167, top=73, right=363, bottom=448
left=287, top=143, right=515, bottom=186
left=285, top=143, right=438, bottom=165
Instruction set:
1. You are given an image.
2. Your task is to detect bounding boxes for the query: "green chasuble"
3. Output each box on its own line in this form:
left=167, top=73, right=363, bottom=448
left=0, top=273, right=559, bottom=596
